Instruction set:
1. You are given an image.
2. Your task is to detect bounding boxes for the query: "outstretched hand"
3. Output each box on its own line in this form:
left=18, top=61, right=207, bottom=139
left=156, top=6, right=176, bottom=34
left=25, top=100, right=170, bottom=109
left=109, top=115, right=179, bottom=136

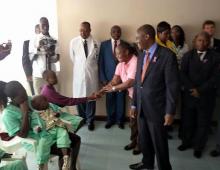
left=87, top=92, right=102, bottom=101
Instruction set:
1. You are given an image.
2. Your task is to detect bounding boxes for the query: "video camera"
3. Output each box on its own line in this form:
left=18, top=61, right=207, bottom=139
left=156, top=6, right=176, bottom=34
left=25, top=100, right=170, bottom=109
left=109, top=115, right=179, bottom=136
left=38, top=37, right=57, bottom=55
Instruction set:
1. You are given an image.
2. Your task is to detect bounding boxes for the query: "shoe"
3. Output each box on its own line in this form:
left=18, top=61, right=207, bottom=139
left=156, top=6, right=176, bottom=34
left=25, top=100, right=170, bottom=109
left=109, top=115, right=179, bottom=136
left=133, top=145, right=141, bottom=155
left=193, top=150, right=202, bottom=158
left=129, top=162, right=152, bottom=170
left=124, top=143, right=135, bottom=150
left=177, top=144, right=191, bottom=151
left=133, top=149, right=141, bottom=155
left=105, top=122, right=114, bottom=129
left=118, top=123, right=124, bottom=129
left=210, top=149, right=220, bottom=157
left=88, top=122, right=95, bottom=131
left=62, top=155, right=70, bottom=170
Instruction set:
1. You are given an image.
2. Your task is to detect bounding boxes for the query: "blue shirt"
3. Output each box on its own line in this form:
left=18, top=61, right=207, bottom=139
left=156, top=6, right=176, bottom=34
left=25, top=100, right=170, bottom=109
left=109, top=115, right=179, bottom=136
left=142, top=43, right=158, bottom=68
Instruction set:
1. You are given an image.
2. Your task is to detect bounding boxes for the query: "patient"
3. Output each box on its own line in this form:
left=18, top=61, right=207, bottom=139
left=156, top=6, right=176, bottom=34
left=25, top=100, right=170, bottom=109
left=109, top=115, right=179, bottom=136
left=31, top=95, right=73, bottom=170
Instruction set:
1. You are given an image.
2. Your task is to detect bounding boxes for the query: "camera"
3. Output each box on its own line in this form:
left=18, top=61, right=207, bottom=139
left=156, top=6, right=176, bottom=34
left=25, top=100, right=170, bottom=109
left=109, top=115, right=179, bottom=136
left=39, top=37, right=57, bottom=54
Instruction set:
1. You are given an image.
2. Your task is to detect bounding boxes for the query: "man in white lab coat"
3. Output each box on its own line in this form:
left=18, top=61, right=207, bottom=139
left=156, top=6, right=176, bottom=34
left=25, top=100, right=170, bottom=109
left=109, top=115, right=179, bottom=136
left=70, top=22, right=100, bottom=131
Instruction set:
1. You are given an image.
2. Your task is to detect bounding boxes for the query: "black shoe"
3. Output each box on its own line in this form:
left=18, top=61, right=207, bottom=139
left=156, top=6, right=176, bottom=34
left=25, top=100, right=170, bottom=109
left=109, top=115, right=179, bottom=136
left=105, top=122, right=113, bottom=129
left=210, top=150, right=220, bottom=157
left=88, top=122, right=95, bottom=131
left=194, top=150, right=202, bottom=158
left=124, top=143, right=135, bottom=150
left=129, top=162, right=150, bottom=170
left=118, top=123, right=124, bottom=129
left=133, top=149, right=141, bottom=155
left=177, top=144, right=191, bottom=151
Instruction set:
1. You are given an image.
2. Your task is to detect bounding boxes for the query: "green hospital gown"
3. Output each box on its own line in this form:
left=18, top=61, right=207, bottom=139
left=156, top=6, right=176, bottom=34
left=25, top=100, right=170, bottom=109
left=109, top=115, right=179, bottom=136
left=48, top=103, right=83, bottom=132
left=2, top=104, right=55, bottom=165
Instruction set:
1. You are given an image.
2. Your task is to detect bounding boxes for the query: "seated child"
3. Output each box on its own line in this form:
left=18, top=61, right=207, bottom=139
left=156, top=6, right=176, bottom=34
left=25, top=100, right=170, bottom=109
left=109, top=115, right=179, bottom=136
left=41, top=70, right=98, bottom=107
left=30, top=95, right=76, bottom=170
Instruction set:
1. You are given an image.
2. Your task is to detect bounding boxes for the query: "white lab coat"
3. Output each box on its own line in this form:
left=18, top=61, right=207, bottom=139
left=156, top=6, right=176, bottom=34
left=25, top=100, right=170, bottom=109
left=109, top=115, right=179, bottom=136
left=70, top=35, right=100, bottom=98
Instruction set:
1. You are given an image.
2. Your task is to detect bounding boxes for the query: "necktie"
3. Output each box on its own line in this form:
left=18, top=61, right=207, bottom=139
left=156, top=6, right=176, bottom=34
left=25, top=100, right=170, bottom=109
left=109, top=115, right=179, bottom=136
left=113, top=40, right=117, bottom=56
left=141, top=52, right=150, bottom=83
left=197, top=52, right=203, bottom=61
left=84, top=40, right=88, bottom=57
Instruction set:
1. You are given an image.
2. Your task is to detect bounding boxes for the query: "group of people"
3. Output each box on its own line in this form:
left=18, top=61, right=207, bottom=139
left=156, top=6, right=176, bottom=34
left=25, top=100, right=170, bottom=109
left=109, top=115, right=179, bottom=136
left=1, top=17, right=220, bottom=170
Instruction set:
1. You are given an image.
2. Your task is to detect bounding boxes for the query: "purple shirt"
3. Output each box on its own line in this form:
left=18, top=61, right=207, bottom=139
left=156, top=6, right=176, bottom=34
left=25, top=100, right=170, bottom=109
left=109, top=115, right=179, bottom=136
left=41, top=84, right=87, bottom=107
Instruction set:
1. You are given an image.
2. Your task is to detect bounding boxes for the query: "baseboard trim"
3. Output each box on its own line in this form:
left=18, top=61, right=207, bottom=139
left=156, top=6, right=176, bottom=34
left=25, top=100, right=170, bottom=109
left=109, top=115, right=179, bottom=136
left=95, top=115, right=218, bottom=126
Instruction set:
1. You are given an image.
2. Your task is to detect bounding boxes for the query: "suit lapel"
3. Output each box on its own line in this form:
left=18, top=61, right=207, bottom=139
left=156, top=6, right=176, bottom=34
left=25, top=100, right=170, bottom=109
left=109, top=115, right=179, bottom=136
left=142, top=46, right=161, bottom=83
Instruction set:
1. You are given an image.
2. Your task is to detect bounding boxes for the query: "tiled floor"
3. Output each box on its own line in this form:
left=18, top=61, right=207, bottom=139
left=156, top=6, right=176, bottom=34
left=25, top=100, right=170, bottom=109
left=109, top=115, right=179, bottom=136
left=25, top=121, right=220, bottom=170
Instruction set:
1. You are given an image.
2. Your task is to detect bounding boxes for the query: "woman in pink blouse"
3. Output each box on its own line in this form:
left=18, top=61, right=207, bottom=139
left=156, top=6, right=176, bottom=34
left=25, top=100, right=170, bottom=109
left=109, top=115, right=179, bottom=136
left=101, top=42, right=140, bottom=155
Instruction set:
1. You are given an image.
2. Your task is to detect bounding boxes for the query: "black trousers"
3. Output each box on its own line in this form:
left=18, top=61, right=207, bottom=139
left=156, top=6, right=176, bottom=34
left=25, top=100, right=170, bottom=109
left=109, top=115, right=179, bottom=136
left=77, top=101, right=96, bottom=124
left=51, top=133, right=81, bottom=170
left=181, top=93, right=214, bottom=151
left=138, top=109, right=172, bottom=170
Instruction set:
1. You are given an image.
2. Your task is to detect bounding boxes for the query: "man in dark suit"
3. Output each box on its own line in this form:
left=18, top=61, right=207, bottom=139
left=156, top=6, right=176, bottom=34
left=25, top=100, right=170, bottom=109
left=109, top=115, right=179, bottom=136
left=129, top=24, right=179, bottom=170
left=203, top=20, right=220, bottom=53
left=99, top=25, right=126, bottom=129
left=178, top=32, right=220, bottom=158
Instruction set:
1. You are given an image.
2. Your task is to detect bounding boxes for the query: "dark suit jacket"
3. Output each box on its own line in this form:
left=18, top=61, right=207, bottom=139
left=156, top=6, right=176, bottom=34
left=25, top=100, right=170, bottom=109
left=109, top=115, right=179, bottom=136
left=213, top=38, right=220, bottom=53
left=180, top=49, right=220, bottom=103
left=22, top=40, right=32, bottom=77
left=132, top=45, right=179, bottom=123
left=99, top=39, right=125, bottom=82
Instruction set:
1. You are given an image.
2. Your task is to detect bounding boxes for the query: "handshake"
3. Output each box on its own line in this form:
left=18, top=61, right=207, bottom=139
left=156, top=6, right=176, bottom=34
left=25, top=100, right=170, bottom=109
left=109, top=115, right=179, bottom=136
left=87, top=83, right=116, bottom=101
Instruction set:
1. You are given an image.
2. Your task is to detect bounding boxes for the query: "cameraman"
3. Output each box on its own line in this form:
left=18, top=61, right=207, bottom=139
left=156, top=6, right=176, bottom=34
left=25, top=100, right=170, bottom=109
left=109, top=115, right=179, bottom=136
left=31, top=17, right=60, bottom=95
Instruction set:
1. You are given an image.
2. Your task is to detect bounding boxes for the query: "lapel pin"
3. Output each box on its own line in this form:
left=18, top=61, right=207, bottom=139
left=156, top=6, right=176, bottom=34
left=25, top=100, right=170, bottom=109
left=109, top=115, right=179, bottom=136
left=153, top=56, right=157, bottom=63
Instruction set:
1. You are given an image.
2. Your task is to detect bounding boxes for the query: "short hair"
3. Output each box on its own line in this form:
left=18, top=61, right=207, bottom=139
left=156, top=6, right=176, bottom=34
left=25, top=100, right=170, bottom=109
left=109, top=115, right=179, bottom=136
left=42, top=70, right=56, bottom=80
left=81, top=21, right=91, bottom=29
left=202, top=20, right=216, bottom=28
left=4, top=81, right=24, bottom=99
left=111, top=25, right=121, bottom=31
left=137, top=24, right=156, bottom=38
left=157, top=21, right=171, bottom=33
left=193, top=31, right=211, bottom=47
left=40, top=17, right=49, bottom=23
left=118, top=41, right=138, bottom=56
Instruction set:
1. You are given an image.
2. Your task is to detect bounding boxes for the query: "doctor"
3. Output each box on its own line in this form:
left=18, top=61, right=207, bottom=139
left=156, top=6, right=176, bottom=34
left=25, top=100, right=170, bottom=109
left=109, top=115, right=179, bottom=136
left=70, top=22, right=100, bottom=131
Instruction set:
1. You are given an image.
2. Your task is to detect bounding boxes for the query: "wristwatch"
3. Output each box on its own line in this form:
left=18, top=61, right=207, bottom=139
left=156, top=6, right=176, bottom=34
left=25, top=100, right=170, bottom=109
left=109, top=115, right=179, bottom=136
left=112, top=86, right=116, bottom=91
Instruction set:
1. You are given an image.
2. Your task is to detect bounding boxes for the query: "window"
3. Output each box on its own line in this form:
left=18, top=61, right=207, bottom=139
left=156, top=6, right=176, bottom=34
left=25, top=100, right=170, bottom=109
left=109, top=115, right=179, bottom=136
left=0, top=0, right=58, bottom=86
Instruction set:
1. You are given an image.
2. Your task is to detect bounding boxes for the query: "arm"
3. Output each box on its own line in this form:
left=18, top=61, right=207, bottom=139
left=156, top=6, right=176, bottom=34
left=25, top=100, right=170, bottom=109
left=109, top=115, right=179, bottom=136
left=22, top=40, right=33, bottom=80
left=69, top=40, right=75, bottom=63
left=165, top=52, right=180, bottom=116
left=42, top=86, right=88, bottom=106
left=2, top=101, right=29, bottom=138
left=17, top=101, right=30, bottom=138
